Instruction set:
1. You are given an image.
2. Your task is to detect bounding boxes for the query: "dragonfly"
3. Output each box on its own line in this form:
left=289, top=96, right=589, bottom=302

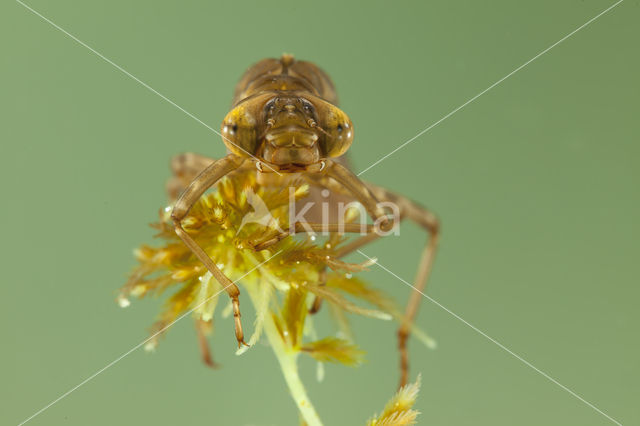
left=167, top=54, right=439, bottom=387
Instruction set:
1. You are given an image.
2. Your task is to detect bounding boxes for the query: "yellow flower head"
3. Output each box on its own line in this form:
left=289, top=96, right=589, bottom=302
left=119, top=168, right=427, bottom=425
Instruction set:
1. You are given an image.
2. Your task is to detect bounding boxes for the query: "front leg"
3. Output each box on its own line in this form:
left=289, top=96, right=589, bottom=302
left=325, top=160, right=394, bottom=233
left=255, top=161, right=397, bottom=315
left=325, top=163, right=440, bottom=388
left=171, top=154, right=249, bottom=348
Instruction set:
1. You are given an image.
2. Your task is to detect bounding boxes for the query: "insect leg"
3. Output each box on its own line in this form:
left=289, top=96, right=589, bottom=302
left=366, top=184, right=440, bottom=389
left=323, top=162, right=440, bottom=388
left=248, top=223, right=382, bottom=315
left=167, top=152, right=217, bottom=201
left=254, top=161, right=393, bottom=316
left=309, top=232, right=383, bottom=314
left=250, top=159, right=395, bottom=249
left=195, top=319, right=219, bottom=368
left=308, top=266, right=327, bottom=314
left=250, top=223, right=378, bottom=251
left=171, top=154, right=250, bottom=348
left=324, top=161, right=393, bottom=231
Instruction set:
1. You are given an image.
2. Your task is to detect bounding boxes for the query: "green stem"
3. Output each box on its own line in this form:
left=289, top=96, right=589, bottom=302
left=246, top=283, right=323, bottom=426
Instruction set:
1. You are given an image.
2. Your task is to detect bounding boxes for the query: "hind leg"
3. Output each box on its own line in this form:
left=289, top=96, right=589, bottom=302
left=366, top=184, right=439, bottom=388
left=195, top=319, right=219, bottom=368
left=166, top=152, right=216, bottom=201
left=302, top=181, right=439, bottom=388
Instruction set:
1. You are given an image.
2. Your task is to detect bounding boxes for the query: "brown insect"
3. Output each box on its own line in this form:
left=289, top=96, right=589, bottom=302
left=167, top=54, right=439, bottom=388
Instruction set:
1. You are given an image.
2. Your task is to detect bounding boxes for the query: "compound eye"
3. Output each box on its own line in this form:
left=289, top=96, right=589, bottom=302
left=221, top=94, right=271, bottom=157
left=322, top=111, right=353, bottom=158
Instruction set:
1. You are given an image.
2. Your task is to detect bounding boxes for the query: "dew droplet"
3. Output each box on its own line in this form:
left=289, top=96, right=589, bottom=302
left=117, top=296, right=130, bottom=308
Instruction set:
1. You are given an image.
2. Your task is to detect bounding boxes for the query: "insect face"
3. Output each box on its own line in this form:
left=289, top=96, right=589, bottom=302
left=221, top=93, right=353, bottom=172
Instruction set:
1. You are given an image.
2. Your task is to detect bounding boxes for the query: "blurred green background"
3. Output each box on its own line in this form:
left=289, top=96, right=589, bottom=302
left=2, top=0, right=638, bottom=425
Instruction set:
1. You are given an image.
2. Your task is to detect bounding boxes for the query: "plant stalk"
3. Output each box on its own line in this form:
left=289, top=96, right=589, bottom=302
left=246, top=282, right=323, bottom=426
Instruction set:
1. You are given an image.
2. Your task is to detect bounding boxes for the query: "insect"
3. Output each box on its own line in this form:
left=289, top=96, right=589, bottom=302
left=168, top=54, right=439, bottom=388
